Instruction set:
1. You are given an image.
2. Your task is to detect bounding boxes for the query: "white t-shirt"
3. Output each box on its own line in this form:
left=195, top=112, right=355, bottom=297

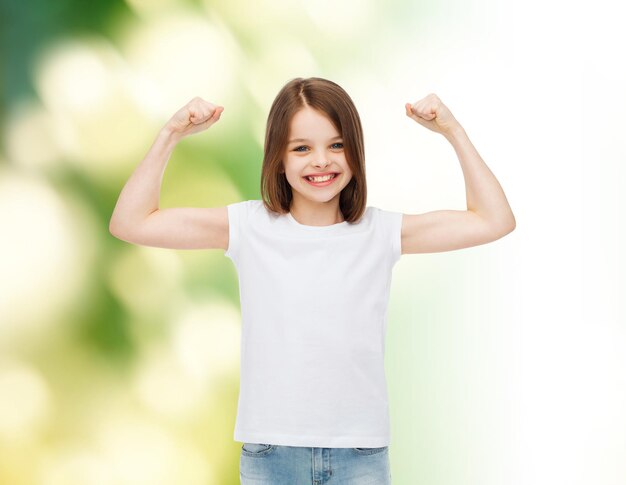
left=225, top=199, right=403, bottom=448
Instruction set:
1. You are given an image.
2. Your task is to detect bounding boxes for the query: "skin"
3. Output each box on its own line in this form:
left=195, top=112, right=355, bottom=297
left=110, top=94, right=516, bottom=254
left=400, top=93, right=516, bottom=253
left=281, top=106, right=354, bottom=227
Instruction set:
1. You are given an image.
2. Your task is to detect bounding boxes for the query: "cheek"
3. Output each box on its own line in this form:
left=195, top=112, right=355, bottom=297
left=284, top=170, right=304, bottom=186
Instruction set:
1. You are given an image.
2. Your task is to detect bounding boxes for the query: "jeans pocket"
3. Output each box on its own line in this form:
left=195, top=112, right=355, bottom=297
left=352, top=445, right=389, bottom=456
left=241, top=442, right=275, bottom=456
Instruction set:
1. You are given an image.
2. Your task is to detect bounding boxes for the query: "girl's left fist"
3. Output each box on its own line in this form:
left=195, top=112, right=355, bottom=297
left=405, top=93, right=461, bottom=136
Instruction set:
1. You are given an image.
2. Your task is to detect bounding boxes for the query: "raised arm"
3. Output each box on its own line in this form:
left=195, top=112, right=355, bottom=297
left=109, top=97, right=229, bottom=250
left=400, top=94, right=516, bottom=254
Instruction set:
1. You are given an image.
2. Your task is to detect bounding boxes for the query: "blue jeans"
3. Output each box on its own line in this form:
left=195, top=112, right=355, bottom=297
left=240, top=443, right=392, bottom=484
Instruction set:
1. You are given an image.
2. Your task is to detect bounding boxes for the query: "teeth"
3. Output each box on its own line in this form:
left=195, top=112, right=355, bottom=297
left=306, top=174, right=335, bottom=182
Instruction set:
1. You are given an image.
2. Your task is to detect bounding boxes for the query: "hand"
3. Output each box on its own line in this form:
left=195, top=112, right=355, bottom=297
left=405, top=93, right=462, bottom=137
left=164, top=97, right=224, bottom=140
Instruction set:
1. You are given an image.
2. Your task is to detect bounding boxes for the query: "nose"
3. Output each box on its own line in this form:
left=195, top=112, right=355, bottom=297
left=312, top=158, right=331, bottom=169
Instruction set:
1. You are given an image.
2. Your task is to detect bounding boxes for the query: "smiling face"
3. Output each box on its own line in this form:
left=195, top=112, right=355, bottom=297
left=282, top=106, right=354, bottom=206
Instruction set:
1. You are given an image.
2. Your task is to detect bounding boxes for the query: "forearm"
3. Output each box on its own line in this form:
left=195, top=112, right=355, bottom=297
left=109, top=127, right=180, bottom=232
left=444, top=127, right=516, bottom=231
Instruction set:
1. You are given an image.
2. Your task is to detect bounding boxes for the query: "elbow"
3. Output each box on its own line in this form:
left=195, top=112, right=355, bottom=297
left=109, top=222, right=122, bottom=239
left=500, top=217, right=516, bottom=236
left=109, top=211, right=133, bottom=239
left=498, top=209, right=516, bottom=235
left=109, top=214, right=119, bottom=234
left=508, top=213, right=516, bottom=232
left=489, top=217, right=516, bottom=239
left=109, top=223, right=133, bottom=243
left=109, top=217, right=127, bottom=239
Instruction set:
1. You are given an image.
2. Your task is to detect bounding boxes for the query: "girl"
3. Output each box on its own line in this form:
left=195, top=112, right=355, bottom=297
left=110, top=77, right=516, bottom=484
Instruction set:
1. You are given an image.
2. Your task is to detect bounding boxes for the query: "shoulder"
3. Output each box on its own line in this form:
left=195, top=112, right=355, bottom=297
left=228, top=199, right=261, bottom=209
left=228, top=199, right=264, bottom=214
left=369, top=206, right=403, bottom=224
left=365, top=206, right=403, bottom=263
left=227, top=200, right=274, bottom=228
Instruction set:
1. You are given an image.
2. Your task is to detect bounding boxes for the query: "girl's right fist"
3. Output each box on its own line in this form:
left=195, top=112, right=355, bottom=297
left=164, top=97, right=224, bottom=139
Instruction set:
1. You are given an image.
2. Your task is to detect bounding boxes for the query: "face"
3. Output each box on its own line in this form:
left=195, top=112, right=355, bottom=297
left=281, top=106, right=353, bottom=205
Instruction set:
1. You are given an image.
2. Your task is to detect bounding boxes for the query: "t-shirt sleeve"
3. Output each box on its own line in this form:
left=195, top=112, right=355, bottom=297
left=377, top=207, right=404, bottom=266
left=224, top=200, right=250, bottom=264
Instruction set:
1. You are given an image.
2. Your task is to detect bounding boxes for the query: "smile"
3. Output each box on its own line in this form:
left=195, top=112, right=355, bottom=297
left=302, top=173, right=339, bottom=186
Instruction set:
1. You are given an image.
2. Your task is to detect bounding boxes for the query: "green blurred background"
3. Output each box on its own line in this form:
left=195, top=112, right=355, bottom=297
left=1, top=0, right=624, bottom=484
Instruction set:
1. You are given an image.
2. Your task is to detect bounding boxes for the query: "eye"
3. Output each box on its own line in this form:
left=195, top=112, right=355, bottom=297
left=293, top=142, right=343, bottom=152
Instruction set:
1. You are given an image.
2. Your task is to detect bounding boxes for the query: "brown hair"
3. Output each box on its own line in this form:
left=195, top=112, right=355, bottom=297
left=260, top=77, right=367, bottom=223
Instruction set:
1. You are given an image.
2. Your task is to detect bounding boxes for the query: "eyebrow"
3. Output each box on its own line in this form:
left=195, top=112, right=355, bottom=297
left=288, top=135, right=343, bottom=144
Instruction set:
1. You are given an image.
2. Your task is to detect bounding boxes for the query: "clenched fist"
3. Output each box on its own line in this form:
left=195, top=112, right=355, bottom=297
left=405, top=93, right=461, bottom=137
left=164, top=97, right=224, bottom=140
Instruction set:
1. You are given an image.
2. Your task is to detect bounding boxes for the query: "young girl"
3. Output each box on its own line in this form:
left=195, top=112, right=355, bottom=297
left=110, top=77, right=516, bottom=484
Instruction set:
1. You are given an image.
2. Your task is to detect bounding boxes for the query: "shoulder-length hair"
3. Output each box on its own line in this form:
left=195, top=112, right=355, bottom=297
left=260, top=77, right=367, bottom=223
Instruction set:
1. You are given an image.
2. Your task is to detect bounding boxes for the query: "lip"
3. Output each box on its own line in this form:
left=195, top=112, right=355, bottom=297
left=302, top=172, right=340, bottom=187
left=303, top=171, right=339, bottom=177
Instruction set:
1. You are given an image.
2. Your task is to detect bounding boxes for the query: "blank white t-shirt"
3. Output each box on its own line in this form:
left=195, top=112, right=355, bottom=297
left=225, top=199, right=403, bottom=448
